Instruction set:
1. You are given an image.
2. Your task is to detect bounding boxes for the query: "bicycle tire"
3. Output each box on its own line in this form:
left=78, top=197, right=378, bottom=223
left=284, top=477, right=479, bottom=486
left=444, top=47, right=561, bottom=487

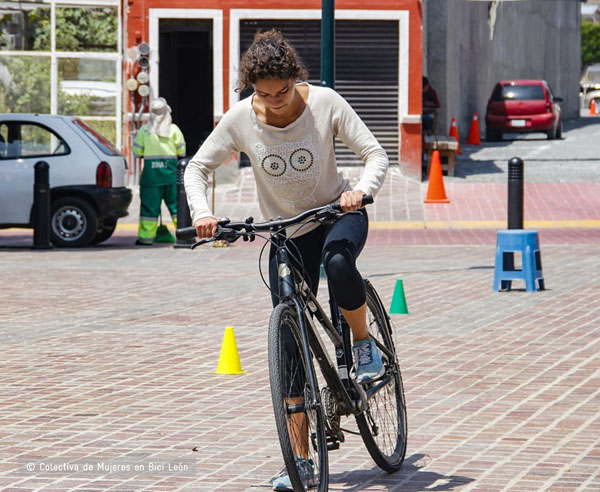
left=355, top=281, right=408, bottom=472
left=268, top=303, right=329, bottom=491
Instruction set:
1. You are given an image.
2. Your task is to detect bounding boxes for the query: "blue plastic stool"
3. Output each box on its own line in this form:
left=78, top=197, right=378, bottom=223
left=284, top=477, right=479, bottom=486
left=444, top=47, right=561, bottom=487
left=493, top=229, right=544, bottom=292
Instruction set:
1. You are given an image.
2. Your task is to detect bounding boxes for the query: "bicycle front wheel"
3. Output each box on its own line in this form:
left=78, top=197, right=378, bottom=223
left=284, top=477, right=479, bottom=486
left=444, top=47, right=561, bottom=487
left=268, top=303, right=328, bottom=491
left=355, top=281, right=408, bottom=472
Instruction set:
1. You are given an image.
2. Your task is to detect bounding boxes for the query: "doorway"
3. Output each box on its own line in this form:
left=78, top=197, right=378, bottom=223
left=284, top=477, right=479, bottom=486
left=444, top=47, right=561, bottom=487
left=159, top=19, right=213, bottom=155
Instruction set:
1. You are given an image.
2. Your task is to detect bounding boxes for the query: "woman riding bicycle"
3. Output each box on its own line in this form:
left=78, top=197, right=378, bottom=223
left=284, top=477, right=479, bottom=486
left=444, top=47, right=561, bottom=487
left=185, top=29, right=389, bottom=490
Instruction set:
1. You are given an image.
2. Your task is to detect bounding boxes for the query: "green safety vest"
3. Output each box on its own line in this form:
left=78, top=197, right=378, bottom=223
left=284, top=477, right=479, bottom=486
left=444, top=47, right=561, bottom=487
left=133, top=124, right=186, bottom=187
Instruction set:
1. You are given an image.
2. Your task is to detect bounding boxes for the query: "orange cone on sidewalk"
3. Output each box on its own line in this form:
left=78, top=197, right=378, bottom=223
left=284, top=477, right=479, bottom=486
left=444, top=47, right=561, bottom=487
left=590, top=98, right=597, bottom=116
left=424, top=151, right=450, bottom=204
left=467, top=112, right=481, bottom=145
left=448, top=118, right=462, bottom=154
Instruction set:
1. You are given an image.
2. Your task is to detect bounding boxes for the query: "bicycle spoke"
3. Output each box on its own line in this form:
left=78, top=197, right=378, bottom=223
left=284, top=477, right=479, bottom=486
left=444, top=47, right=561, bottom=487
left=355, top=281, right=407, bottom=472
left=268, top=304, right=329, bottom=491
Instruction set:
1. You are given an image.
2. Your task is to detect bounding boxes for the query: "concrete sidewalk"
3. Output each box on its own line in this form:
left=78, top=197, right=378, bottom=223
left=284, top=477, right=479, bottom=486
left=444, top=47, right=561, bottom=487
left=107, top=162, right=600, bottom=248
left=118, top=164, right=600, bottom=229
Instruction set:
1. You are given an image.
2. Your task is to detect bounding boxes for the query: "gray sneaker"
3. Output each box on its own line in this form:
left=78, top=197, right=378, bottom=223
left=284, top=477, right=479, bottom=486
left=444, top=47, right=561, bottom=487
left=271, top=457, right=316, bottom=491
left=353, top=337, right=385, bottom=384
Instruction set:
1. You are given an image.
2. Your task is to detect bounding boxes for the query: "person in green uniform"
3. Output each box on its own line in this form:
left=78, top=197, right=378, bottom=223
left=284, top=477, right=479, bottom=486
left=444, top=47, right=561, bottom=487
left=133, top=97, right=186, bottom=245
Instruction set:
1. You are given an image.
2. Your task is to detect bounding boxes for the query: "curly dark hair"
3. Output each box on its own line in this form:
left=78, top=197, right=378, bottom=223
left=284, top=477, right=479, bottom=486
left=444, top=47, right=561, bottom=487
left=237, top=29, right=308, bottom=92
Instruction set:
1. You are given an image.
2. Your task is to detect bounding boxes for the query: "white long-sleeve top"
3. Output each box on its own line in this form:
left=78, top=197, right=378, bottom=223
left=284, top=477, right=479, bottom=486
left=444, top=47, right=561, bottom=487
left=185, top=83, right=388, bottom=236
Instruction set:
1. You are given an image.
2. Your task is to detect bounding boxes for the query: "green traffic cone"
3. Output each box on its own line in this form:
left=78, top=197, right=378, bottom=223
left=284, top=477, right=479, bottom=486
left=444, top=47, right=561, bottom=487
left=389, top=279, right=408, bottom=314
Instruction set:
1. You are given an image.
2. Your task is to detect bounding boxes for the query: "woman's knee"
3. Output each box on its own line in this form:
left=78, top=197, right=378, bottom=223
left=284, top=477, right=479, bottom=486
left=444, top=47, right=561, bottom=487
left=322, top=243, right=354, bottom=280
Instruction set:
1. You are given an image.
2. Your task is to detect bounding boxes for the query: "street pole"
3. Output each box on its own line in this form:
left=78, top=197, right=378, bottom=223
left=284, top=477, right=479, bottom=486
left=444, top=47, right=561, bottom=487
left=321, top=0, right=335, bottom=89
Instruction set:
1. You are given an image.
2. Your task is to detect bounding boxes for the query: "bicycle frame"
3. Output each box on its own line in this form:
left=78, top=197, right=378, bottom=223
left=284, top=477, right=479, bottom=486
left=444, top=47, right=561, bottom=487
left=271, top=229, right=368, bottom=418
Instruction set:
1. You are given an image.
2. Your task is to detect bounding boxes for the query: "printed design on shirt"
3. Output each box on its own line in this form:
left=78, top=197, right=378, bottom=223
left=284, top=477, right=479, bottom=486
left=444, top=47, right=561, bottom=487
left=261, top=154, right=287, bottom=177
left=256, top=135, right=320, bottom=206
left=289, top=148, right=314, bottom=172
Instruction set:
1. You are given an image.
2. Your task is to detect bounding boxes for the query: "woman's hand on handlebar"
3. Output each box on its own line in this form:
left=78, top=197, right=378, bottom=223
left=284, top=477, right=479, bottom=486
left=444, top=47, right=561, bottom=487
left=194, top=217, right=218, bottom=238
left=339, top=190, right=366, bottom=212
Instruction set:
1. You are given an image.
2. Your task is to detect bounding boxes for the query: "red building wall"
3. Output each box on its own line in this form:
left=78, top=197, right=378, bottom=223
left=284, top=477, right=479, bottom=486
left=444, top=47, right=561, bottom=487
left=125, top=0, right=423, bottom=178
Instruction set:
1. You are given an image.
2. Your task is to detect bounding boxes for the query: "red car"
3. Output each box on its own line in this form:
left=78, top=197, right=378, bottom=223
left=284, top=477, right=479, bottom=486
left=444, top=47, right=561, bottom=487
left=485, top=80, right=563, bottom=141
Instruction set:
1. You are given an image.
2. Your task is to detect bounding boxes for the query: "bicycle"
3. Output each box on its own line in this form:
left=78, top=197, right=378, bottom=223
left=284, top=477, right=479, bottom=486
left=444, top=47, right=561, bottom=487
left=177, top=195, right=407, bottom=491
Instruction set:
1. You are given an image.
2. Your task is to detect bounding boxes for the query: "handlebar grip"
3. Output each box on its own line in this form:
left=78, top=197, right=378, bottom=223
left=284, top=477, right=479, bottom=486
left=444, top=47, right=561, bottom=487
left=176, top=226, right=197, bottom=240
left=332, top=193, right=374, bottom=210
left=362, top=194, right=374, bottom=206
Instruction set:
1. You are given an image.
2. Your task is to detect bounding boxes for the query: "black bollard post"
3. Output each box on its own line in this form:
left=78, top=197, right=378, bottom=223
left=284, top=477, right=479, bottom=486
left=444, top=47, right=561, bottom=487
left=33, top=161, right=53, bottom=250
left=174, top=157, right=194, bottom=248
left=501, top=157, right=525, bottom=288
left=507, top=157, right=524, bottom=230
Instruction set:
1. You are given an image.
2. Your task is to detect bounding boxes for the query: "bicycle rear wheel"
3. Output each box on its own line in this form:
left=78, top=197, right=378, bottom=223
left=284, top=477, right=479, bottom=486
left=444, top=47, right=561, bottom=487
left=268, top=303, right=328, bottom=491
left=355, top=281, right=407, bottom=472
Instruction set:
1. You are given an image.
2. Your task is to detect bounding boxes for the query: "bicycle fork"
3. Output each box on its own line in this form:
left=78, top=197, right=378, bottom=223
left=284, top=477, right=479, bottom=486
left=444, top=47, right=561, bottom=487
left=276, top=247, right=321, bottom=412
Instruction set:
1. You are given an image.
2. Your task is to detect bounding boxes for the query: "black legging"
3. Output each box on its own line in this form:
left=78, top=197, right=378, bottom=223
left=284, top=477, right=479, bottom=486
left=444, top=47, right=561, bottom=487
left=268, top=208, right=368, bottom=310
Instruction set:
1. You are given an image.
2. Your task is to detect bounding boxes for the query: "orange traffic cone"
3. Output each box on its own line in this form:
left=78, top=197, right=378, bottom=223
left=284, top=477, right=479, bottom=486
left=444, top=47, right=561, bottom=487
left=424, top=151, right=450, bottom=204
left=590, top=98, right=597, bottom=116
left=448, top=118, right=462, bottom=154
left=467, top=112, right=481, bottom=145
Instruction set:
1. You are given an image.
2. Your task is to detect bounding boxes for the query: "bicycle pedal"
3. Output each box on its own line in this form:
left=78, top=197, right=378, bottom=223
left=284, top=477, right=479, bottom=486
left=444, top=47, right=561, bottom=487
left=327, top=442, right=340, bottom=451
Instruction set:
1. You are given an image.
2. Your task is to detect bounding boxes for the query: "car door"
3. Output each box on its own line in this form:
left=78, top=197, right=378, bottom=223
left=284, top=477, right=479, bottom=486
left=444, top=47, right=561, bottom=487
left=0, top=120, right=70, bottom=224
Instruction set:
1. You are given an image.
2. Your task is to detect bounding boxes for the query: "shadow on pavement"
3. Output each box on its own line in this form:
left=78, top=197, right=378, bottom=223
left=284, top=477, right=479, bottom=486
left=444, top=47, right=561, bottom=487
left=0, top=232, right=186, bottom=252
left=563, top=117, right=600, bottom=131
left=453, top=159, right=504, bottom=179
left=329, top=453, right=474, bottom=491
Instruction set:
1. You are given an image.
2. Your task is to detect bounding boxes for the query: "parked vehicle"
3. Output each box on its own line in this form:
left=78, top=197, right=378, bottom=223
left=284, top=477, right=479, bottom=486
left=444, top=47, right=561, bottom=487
left=485, top=80, right=563, bottom=141
left=582, top=89, right=600, bottom=112
left=0, top=114, right=132, bottom=247
left=580, top=64, right=600, bottom=93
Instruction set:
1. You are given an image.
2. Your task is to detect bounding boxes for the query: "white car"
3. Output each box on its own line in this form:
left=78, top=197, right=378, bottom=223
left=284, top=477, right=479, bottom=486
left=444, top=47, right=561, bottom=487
left=580, top=64, right=600, bottom=92
left=0, top=114, right=132, bottom=247
left=583, top=89, right=600, bottom=111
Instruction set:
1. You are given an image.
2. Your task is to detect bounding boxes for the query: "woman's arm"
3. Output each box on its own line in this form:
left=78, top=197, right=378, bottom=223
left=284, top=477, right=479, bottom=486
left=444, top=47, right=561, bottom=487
left=184, top=113, right=241, bottom=227
left=330, top=90, right=389, bottom=199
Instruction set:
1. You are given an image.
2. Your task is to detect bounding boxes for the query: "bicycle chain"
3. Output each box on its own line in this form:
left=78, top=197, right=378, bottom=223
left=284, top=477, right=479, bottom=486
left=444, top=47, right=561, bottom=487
left=321, top=387, right=341, bottom=437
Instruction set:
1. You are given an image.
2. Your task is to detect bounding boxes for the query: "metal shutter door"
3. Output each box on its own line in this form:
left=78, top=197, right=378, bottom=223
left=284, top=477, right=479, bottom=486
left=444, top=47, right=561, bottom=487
left=239, top=19, right=399, bottom=166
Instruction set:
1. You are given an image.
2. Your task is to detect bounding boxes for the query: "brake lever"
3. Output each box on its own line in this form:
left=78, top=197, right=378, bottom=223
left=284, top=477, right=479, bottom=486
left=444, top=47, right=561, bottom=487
left=191, top=237, right=215, bottom=250
left=315, top=205, right=344, bottom=224
left=190, top=224, right=229, bottom=249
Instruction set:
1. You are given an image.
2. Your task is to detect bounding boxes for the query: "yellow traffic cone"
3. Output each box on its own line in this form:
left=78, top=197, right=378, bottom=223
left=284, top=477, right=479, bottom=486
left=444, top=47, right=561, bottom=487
left=214, top=327, right=247, bottom=375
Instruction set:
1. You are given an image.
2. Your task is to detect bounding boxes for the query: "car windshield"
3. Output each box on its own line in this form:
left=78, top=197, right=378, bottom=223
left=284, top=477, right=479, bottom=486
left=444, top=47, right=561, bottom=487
left=71, top=118, right=121, bottom=156
left=493, top=84, right=545, bottom=101
left=582, top=66, right=600, bottom=84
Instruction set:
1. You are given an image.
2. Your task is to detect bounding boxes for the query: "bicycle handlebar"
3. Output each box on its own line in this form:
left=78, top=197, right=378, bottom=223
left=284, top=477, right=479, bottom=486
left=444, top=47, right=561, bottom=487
left=176, top=194, right=373, bottom=243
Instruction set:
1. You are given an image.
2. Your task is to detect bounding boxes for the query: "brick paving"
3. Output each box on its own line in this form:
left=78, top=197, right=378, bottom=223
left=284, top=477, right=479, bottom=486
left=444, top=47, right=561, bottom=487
left=0, top=239, right=598, bottom=491
left=1, top=126, right=600, bottom=491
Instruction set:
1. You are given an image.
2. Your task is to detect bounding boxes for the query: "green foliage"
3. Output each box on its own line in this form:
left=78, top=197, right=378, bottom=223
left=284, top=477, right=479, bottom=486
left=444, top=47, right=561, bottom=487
left=582, top=20, right=600, bottom=67
left=55, top=7, right=118, bottom=52
left=29, top=8, right=51, bottom=51
left=0, top=56, right=50, bottom=113
left=58, top=92, right=93, bottom=116
left=0, top=8, right=50, bottom=51
left=26, top=6, right=117, bottom=52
